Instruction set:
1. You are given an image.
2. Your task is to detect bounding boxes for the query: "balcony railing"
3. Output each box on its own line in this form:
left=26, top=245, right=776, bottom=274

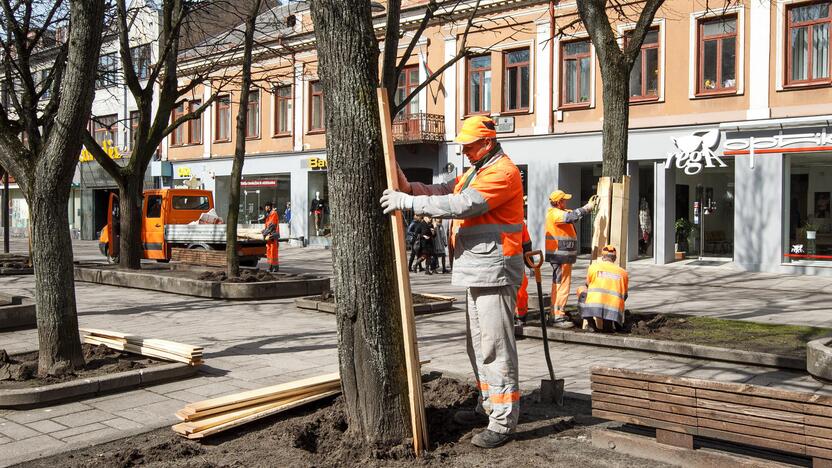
left=392, top=113, right=445, bottom=144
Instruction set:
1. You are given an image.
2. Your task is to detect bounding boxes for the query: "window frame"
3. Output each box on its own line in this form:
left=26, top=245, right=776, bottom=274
left=246, top=90, right=261, bottom=139
left=785, top=1, right=832, bottom=87
left=396, top=64, right=421, bottom=118
left=96, top=53, right=119, bottom=89
left=626, top=28, right=662, bottom=102
left=92, top=114, right=118, bottom=147
left=130, top=44, right=151, bottom=81
left=188, top=100, right=202, bottom=144
left=214, top=94, right=231, bottom=142
left=170, top=102, right=186, bottom=147
left=129, top=110, right=140, bottom=150
left=309, top=81, right=325, bottom=132
left=466, top=54, right=492, bottom=116
left=696, top=15, right=739, bottom=96
left=273, top=85, right=292, bottom=137
left=502, top=48, right=531, bottom=112
left=559, top=39, right=593, bottom=109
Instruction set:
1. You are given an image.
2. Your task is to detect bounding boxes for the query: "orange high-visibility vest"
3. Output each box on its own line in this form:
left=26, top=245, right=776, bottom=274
left=544, top=208, right=578, bottom=264
left=583, top=261, right=628, bottom=321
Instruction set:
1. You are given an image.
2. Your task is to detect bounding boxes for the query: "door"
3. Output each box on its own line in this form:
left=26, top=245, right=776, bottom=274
left=142, top=193, right=166, bottom=260
left=107, top=193, right=120, bottom=260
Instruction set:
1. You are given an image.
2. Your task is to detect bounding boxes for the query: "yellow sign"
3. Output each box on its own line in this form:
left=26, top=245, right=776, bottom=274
left=308, top=157, right=327, bottom=170
left=79, top=140, right=122, bottom=163
left=178, top=167, right=191, bottom=178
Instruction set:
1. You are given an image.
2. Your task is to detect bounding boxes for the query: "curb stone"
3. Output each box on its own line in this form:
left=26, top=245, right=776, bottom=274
left=294, top=295, right=457, bottom=315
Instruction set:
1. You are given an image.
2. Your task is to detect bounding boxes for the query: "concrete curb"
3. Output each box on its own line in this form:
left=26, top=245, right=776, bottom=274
left=0, top=362, right=198, bottom=409
left=807, top=338, right=832, bottom=381
left=74, top=264, right=330, bottom=300
left=294, top=295, right=457, bottom=315
left=520, top=326, right=805, bottom=370
left=0, top=267, right=34, bottom=275
left=0, top=293, right=36, bottom=330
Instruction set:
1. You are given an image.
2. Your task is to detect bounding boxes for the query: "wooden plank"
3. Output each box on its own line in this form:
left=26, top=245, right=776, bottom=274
left=808, top=415, right=832, bottom=430
left=589, top=374, right=649, bottom=390
left=83, top=336, right=196, bottom=365
left=697, top=427, right=806, bottom=456
left=696, top=407, right=804, bottom=435
left=807, top=436, right=832, bottom=451
left=806, top=423, right=832, bottom=439
left=592, top=409, right=698, bottom=435
left=591, top=367, right=697, bottom=388
left=656, top=428, right=693, bottom=449
left=807, top=403, right=832, bottom=418
left=593, top=392, right=697, bottom=417
left=590, top=177, right=612, bottom=261
left=377, top=88, right=428, bottom=455
left=697, top=417, right=807, bottom=445
left=807, top=446, right=832, bottom=461
left=591, top=383, right=697, bottom=407
left=696, top=388, right=806, bottom=414
left=593, top=400, right=697, bottom=427
left=648, top=382, right=696, bottom=398
left=82, top=328, right=202, bottom=354
left=697, top=398, right=804, bottom=424
left=609, top=176, right=630, bottom=269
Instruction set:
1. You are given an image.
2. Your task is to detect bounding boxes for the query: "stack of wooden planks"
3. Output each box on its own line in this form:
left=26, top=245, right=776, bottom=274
left=81, top=328, right=203, bottom=366
left=172, top=373, right=341, bottom=439
left=591, top=176, right=630, bottom=268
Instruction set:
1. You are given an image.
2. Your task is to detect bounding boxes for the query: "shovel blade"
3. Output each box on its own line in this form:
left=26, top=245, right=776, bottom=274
left=540, top=379, right=564, bottom=406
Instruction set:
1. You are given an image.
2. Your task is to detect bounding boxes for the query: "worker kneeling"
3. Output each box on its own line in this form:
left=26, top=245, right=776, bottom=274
left=578, top=245, right=629, bottom=332
left=381, top=115, right=525, bottom=449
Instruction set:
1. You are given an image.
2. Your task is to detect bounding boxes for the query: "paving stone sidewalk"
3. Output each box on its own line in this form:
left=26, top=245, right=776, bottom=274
left=1, top=240, right=830, bottom=466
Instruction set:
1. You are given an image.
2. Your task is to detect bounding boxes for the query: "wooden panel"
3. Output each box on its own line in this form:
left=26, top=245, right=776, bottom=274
left=693, top=378, right=823, bottom=404
left=697, top=399, right=804, bottom=424
left=609, top=176, right=630, bottom=269
left=813, top=456, right=832, bottom=468
left=378, top=89, right=428, bottom=454
left=807, top=436, right=832, bottom=451
left=591, top=383, right=697, bottom=407
left=808, top=415, right=832, bottom=430
left=590, top=177, right=612, bottom=261
left=592, top=409, right=698, bottom=435
left=697, top=417, right=806, bottom=445
left=806, top=424, right=832, bottom=440
left=593, top=392, right=651, bottom=410
left=697, top=388, right=806, bottom=413
left=697, top=407, right=804, bottom=435
left=592, top=367, right=697, bottom=387
left=649, top=382, right=696, bottom=398
left=656, top=428, right=693, bottom=449
left=590, top=374, right=649, bottom=390
left=807, top=446, right=832, bottom=461
left=698, top=427, right=806, bottom=456
left=593, top=400, right=697, bottom=427
left=807, top=403, right=832, bottom=418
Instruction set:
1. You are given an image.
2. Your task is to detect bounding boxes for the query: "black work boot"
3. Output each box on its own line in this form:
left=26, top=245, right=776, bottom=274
left=471, top=429, right=511, bottom=448
left=453, top=409, right=488, bottom=426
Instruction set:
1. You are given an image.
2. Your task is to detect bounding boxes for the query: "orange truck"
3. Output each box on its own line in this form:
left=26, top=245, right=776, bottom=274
left=98, top=189, right=266, bottom=266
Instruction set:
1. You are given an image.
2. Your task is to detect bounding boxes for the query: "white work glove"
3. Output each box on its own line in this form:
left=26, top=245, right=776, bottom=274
left=380, top=189, right=413, bottom=214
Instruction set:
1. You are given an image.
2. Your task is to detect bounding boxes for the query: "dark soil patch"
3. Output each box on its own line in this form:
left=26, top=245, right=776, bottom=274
left=20, top=373, right=669, bottom=468
left=195, top=269, right=293, bottom=283
left=0, top=344, right=165, bottom=389
left=309, top=292, right=450, bottom=305
left=527, top=308, right=830, bottom=359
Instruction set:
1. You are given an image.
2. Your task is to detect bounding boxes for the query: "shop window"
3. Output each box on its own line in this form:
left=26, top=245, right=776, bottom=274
left=215, top=95, right=231, bottom=141
left=628, top=29, right=660, bottom=100
left=396, top=65, right=420, bottom=118
left=561, top=39, right=592, bottom=107
left=786, top=154, right=832, bottom=262
left=787, top=2, right=831, bottom=85
left=274, top=85, right=292, bottom=135
left=467, top=55, right=491, bottom=114
left=310, top=81, right=325, bottom=131
left=698, top=16, right=737, bottom=94
left=504, top=48, right=530, bottom=111
left=188, top=100, right=202, bottom=144
left=93, top=114, right=117, bottom=146
left=171, top=102, right=185, bottom=146
left=246, top=90, right=260, bottom=138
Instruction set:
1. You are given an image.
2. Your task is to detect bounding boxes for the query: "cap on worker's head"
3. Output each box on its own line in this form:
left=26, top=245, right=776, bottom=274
left=602, top=245, right=616, bottom=255
left=264, top=201, right=274, bottom=207
left=548, top=190, right=572, bottom=203
left=454, top=115, right=497, bottom=145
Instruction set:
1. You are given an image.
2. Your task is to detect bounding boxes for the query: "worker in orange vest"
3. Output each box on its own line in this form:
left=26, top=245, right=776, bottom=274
left=515, top=222, right=532, bottom=326
left=577, top=245, right=629, bottom=331
left=262, top=201, right=280, bottom=272
left=544, top=190, right=597, bottom=329
left=382, top=115, right=525, bottom=449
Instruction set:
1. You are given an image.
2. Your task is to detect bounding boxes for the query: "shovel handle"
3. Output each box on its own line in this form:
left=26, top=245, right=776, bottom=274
left=524, top=250, right=543, bottom=283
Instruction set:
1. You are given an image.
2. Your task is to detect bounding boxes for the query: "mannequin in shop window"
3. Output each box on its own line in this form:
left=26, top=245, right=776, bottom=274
left=310, top=192, right=328, bottom=236
left=638, top=198, right=651, bottom=256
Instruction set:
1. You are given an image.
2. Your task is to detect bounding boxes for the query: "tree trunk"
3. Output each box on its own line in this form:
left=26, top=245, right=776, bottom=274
left=599, top=58, right=630, bottom=181
left=118, top=174, right=144, bottom=270
left=310, top=0, right=411, bottom=445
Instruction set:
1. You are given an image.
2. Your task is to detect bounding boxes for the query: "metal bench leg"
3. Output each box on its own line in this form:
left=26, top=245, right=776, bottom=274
left=656, top=429, right=693, bottom=450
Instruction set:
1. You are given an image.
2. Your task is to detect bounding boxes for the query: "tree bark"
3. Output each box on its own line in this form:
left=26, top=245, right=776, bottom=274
left=310, top=0, right=411, bottom=445
left=118, top=173, right=144, bottom=269
left=599, top=58, right=630, bottom=181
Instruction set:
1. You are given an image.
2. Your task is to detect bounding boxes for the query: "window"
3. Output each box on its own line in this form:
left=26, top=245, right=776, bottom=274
left=172, top=196, right=210, bottom=210
left=246, top=90, right=260, bottom=138
left=145, top=195, right=163, bottom=218
left=171, top=102, right=185, bottom=146
left=274, top=85, right=292, bottom=135
left=310, top=81, right=324, bottom=131
left=129, top=110, right=140, bottom=148
left=698, top=16, right=738, bottom=94
left=395, top=65, right=420, bottom=118
left=93, top=114, right=117, bottom=146
left=38, top=69, right=51, bottom=100
left=785, top=154, right=832, bottom=263
left=215, top=95, right=231, bottom=141
left=130, top=44, right=151, bottom=80
left=97, top=53, right=119, bottom=89
left=561, top=39, right=592, bottom=106
left=188, top=100, right=202, bottom=144
left=467, top=55, right=491, bottom=114
left=629, top=29, right=660, bottom=100
left=504, top=49, right=530, bottom=111
left=787, top=2, right=831, bottom=85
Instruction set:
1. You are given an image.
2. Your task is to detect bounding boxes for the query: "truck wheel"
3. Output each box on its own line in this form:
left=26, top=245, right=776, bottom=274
left=187, top=243, right=212, bottom=250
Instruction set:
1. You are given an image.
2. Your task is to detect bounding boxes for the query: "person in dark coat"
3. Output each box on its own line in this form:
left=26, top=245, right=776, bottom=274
left=414, top=216, right=434, bottom=274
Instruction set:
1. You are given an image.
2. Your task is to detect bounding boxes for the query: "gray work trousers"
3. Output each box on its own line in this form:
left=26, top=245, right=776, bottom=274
left=466, top=285, right=520, bottom=434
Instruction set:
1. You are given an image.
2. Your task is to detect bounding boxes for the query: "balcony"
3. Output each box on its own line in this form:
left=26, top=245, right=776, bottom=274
left=392, top=113, right=445, bottom=145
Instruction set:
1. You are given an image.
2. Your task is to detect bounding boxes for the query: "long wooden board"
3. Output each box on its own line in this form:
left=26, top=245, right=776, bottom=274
left=591, top=177, right=612, bottom=261
left=83, top=336, right=200, bottom=365
left=608, top=176, right=630, bottom=268
left=377, top=88, right=428, bottom=455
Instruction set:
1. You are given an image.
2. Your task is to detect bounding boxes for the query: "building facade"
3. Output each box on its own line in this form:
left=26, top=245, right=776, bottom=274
left=165, top=0, right=832, bottom=275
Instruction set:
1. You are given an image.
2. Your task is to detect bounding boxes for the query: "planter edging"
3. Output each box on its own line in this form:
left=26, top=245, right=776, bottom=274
left=295, top=295, right=456, bottom=315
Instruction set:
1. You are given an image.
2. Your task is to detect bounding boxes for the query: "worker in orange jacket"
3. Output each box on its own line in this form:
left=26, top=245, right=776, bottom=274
left=544, top=190, right=597, bottom=329
left=382, top=115, right=525, bottom=449
left=578, top=245, right=629, bottom=331
left=515, top=223, right=532, bottom=325
left=262, top=202, right=280, bottom=272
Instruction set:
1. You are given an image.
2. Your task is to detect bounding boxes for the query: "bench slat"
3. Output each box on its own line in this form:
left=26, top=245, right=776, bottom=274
left=590, top=374, right=648, bottom=390
left=592, top=409, right=698, bottom=436
left=697, top=399, right=805, bottom=424
left=698, top=427, right=807, bottom=456
left=594, top=400, right=697, bottom=427
left=807, top=436, right=832, bottom=451
left=697, top=417, right=806, bottom=445
left=648, top=382, right=696, bottom=398
left=697, top=388, right=806, bottom=413
left=591, top=383, right=697, bottom=407
left=807, top=415, right=832, bottom=430
left=696, top=407, right=804, bottom=435
left=593, top=392, right=697, bottom=417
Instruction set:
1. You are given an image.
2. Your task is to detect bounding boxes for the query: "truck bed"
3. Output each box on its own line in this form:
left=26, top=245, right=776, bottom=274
left=165, top=224, right=266, bottom=244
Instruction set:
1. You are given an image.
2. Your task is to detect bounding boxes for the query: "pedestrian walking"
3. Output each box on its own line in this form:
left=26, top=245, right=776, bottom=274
left=431, top=217, right=448, bottom=273
left=261, top=202, right=280, bottom=272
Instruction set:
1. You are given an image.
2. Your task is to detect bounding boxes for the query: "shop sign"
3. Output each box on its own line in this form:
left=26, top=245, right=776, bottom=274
left=241, top=179, right=277, bottom=187
left=79, top=139, right=122, bottom=163
left=724, top=129, right=832, bottom=153
left=308, top=157, right=327, bottom=170
left=177, top=167, right=191, bottom=178
left=495, top=116, right=514, bottom=133
left=664, top=129, right=726, bottom=175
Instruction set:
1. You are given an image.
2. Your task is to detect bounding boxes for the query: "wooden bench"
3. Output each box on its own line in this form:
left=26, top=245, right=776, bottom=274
left=591, top=367, right=832, bottom=467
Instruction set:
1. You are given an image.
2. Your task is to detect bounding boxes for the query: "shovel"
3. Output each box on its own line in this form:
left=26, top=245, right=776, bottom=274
left=525, top=250, right=565, bottom=406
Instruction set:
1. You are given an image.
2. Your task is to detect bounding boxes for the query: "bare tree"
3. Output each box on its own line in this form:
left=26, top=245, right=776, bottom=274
left=0, top=0, right=106, bottom=375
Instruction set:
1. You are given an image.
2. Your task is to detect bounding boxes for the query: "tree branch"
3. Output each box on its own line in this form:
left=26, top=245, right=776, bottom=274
left=82, top=131, right=125, bottom=183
